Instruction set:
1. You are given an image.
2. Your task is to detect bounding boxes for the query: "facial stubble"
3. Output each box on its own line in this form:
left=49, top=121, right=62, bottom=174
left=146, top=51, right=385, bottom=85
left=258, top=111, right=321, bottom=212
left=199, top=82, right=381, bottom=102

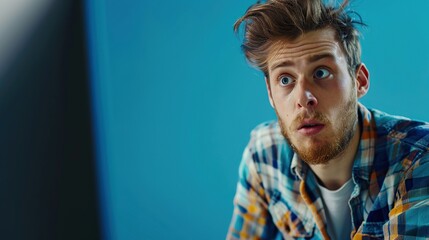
left=276, top=95, right=358, bottom=165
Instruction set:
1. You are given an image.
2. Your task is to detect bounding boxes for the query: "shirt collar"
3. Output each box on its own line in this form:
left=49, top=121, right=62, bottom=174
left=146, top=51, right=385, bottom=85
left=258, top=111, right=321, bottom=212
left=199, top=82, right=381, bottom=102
left=291, top=152, right=308, bottom=180
left=352, top=103, right=377, bottom=182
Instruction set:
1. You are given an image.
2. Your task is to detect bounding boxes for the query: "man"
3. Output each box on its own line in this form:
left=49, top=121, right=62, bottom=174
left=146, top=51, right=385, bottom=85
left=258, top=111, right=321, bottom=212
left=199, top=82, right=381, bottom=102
left=227, top=0, right=429, bottom=239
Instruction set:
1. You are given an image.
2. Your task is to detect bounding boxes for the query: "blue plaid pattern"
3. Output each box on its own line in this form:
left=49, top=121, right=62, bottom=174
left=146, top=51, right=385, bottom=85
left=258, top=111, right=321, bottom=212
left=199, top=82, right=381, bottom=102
left=227, top=103, right=429, bottom=239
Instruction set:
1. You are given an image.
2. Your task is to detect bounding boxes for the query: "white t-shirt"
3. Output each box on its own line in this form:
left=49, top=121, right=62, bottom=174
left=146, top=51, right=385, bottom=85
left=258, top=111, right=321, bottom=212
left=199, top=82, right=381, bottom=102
left=317, top=178, right=355, bottom=240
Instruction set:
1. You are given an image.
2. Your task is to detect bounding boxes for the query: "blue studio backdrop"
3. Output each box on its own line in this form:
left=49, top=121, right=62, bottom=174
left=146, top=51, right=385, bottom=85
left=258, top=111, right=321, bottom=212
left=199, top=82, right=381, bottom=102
left=85, top=1, right=429, bottom=239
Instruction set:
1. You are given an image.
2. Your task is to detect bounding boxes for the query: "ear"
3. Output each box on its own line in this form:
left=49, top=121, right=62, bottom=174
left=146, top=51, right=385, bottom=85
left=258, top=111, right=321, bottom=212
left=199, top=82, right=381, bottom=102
left=265, top=76, right=275, bottom=108
left=355, top=63, right=370, bottom=98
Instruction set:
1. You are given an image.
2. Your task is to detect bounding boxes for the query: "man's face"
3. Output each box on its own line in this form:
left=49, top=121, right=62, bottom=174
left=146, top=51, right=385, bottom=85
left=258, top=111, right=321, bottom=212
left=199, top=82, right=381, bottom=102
left=265, top=28, right=368, bottom=165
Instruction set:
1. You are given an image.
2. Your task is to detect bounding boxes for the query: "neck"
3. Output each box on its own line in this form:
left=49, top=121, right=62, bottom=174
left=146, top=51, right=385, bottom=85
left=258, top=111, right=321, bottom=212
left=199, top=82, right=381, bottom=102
left=309, top=124, right=361, bottom=190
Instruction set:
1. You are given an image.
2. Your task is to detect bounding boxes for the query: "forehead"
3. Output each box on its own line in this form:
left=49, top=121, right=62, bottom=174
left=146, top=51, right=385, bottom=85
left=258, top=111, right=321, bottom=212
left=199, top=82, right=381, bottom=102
left=267, top=28, right=345, bottom=70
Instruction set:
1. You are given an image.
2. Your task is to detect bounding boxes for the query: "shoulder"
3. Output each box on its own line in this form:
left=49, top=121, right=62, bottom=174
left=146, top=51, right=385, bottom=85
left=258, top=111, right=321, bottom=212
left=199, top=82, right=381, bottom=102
left=247, top=120, right=288, bottom=153
left=249, top=121, right=283, bottom=143
left=243, top=120, right=294, bottom=173
left=371, top=108, right=429, bottom=152
left=369, top=108, right=429, bottom=179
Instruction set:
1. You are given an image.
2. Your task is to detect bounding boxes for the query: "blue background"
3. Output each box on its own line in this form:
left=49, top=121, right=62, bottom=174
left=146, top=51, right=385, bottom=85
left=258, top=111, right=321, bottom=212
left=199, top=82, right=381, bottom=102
left=85, top=1, right=429, bottom=239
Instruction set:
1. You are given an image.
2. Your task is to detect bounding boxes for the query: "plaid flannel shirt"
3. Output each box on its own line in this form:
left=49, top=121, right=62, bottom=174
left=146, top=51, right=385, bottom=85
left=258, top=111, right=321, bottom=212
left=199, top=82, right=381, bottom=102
left=227, top=103, right=429, bottom=239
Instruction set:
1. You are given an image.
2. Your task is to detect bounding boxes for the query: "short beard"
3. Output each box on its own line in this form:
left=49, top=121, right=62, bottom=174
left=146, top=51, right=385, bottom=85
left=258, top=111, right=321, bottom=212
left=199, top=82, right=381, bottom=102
left=276, top=98, right=358, bottom=165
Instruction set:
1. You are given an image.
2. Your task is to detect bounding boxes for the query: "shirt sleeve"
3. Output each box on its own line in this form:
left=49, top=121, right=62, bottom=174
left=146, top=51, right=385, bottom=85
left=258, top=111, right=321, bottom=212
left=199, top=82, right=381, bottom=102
left=383, top=152, right=429, bottom=238
left=226, top=144, right=278, bottom=239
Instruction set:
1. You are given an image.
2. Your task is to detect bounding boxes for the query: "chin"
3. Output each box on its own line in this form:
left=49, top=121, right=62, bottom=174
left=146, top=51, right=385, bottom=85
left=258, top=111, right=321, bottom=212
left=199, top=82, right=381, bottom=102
left=296, top=144, right=334, bottom=165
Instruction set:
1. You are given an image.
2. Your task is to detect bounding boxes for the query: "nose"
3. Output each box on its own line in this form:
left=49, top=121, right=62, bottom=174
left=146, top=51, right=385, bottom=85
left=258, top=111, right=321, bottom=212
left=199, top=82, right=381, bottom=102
left=295, top=82, right=318, bottom=109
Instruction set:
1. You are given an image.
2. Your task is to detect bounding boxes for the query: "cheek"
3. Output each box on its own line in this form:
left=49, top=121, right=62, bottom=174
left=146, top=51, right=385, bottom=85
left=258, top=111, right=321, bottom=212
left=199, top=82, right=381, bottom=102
left=323, top=80, right=351, bottom=103
left=272, top=96, right=292, bottom=121
left=272, top=91, right=289, bottom=109
left=271, top=86, right=293, bottom=104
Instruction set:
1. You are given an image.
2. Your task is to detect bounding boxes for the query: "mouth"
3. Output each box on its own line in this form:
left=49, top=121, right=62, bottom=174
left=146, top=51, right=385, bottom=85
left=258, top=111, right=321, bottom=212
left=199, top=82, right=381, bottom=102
left=297, top=121, right=325, bottom=135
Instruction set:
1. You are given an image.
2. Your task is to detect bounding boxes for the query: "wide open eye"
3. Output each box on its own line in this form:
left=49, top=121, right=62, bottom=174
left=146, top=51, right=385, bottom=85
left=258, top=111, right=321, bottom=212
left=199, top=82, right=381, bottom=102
left=314, top=68, right=331, bottom=79
left=279, top=75, right=293, bottom=86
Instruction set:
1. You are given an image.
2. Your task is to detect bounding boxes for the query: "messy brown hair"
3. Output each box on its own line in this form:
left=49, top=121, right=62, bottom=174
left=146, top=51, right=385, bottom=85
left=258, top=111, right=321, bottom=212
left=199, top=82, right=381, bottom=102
left=234, top=0, right=365, bottom=77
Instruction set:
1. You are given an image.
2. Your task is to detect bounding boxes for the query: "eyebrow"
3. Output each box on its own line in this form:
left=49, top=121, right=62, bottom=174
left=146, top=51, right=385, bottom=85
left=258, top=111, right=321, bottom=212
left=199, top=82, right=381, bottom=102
left=269, top=53, right=336, bottom=72
left=309, top=53, right=335, bottom=63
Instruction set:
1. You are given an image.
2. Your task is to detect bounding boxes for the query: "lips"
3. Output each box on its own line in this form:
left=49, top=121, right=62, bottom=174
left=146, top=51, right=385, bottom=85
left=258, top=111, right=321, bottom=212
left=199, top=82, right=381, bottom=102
left=297, top=120, right=325, bottom=135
